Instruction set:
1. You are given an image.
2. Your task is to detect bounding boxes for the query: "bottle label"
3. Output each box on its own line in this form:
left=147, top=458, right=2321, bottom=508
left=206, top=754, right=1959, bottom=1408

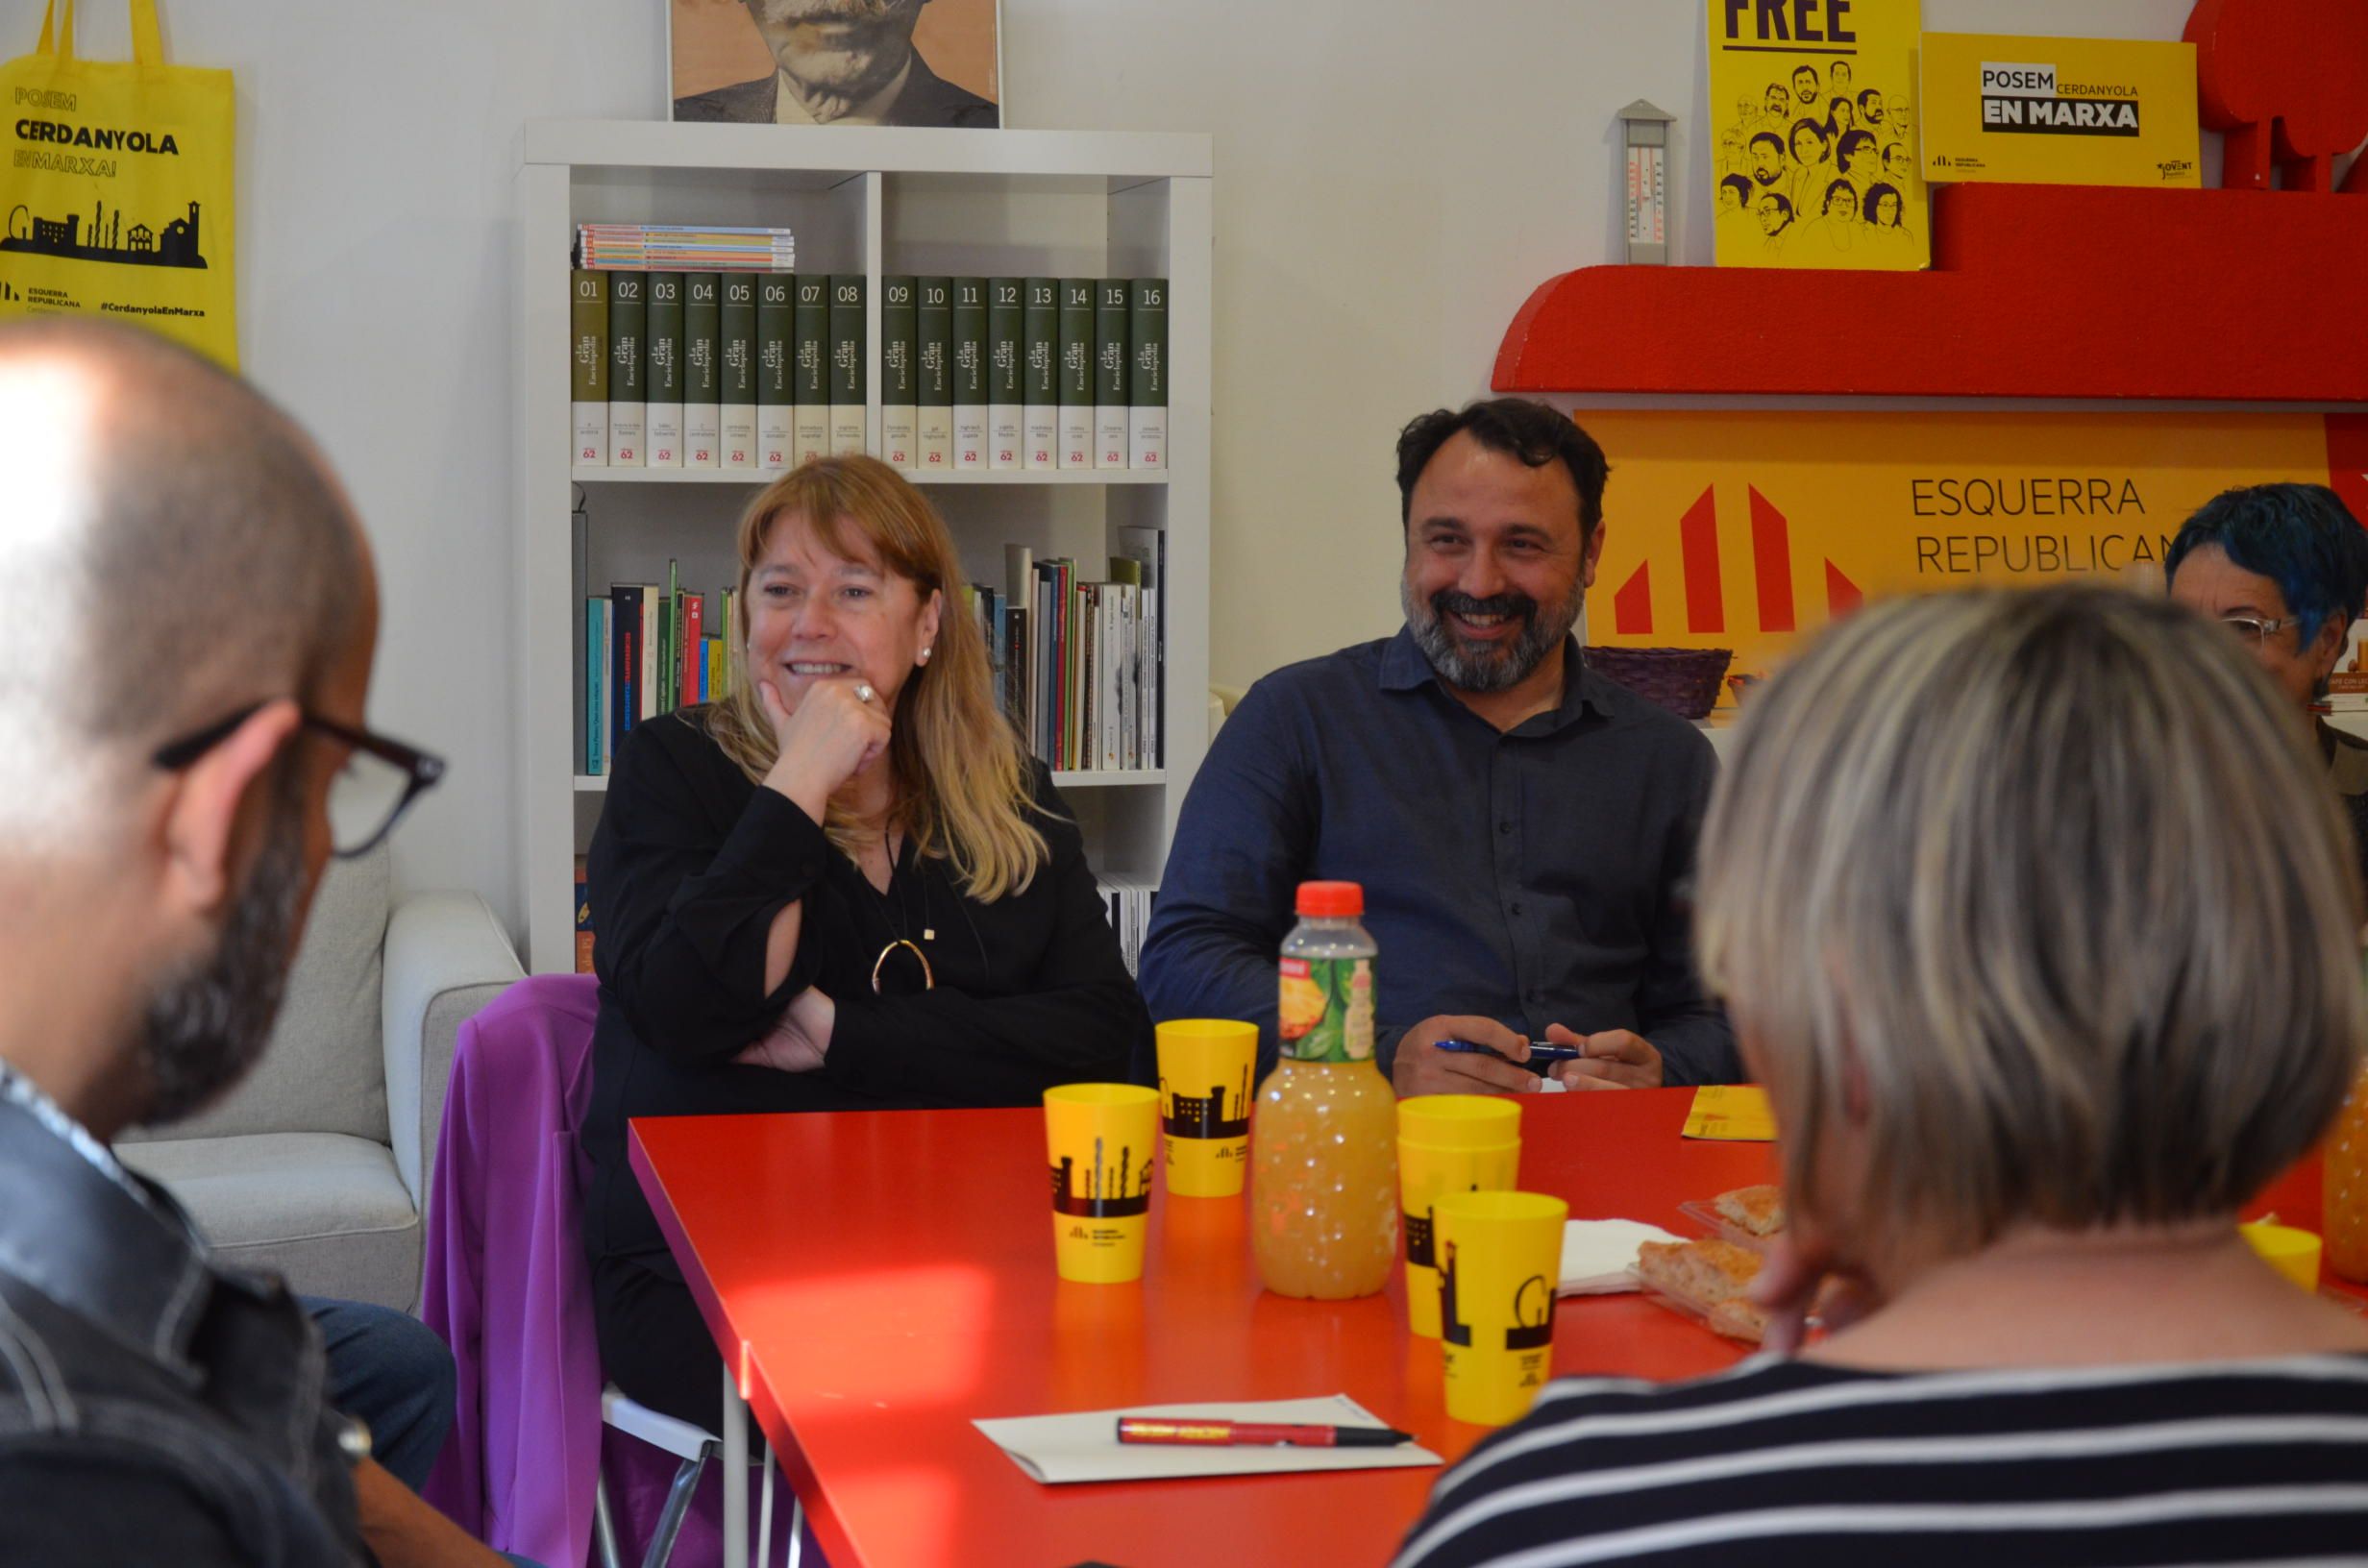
left=1278, top=954, right=1374, bottom=1063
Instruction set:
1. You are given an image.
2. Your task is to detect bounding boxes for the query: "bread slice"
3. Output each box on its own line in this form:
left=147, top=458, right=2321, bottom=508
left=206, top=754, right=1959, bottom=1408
left=1706, top=1296, right=1770, bottom=1343
left=1712, top=1184, right=1786, bottom=1237
left=1635, top=1237, right=1763, bottom=1309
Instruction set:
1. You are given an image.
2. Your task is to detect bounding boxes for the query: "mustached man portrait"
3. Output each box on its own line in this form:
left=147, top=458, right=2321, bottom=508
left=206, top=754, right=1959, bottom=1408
left=672, top=0, right=1000, bottom=128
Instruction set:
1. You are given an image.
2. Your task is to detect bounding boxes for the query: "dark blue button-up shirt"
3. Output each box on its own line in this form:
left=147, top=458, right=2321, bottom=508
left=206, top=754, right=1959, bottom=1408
left=1139, top=629, right=1738, bottom=1086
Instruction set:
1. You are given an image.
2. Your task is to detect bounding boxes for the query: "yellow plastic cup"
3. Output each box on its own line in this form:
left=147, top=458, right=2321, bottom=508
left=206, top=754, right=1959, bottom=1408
left=1432, top=1189, right=1568, bottom=1426
left=1044, top=1084, right=1161, bottom=1284
left=1398, top=1096, right=1523, bottom=1338
left=1155, top=1019, right=1257, bottom=1197
left=2242, top=1220, right=2323, bottom=1292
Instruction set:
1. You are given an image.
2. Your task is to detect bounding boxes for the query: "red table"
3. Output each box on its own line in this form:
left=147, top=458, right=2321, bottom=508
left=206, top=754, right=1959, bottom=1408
left=629, top=1090, right=2343, bottom=1568
left=631, top=1089, right=1777, bottom=1566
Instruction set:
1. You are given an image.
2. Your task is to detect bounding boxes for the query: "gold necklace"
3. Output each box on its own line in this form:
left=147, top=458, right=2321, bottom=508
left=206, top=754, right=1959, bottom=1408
left=860, top=830, right=935, bottom=994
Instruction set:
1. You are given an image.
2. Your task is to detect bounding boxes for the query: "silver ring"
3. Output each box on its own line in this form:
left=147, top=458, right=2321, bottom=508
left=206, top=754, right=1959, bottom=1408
left=854, top=682, right=876, bottom=704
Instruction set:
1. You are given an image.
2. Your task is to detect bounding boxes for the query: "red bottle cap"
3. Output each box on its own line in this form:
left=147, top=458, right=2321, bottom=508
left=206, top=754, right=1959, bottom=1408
left=1295, top=880, right=1364, bottom=918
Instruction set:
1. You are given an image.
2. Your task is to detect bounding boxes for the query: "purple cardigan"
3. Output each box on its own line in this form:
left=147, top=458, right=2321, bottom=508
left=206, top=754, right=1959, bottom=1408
left=421, top=972, right=605, bottom=1564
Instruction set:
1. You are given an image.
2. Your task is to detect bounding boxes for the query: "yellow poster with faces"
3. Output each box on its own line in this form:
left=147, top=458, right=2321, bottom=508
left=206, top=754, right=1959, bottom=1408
left=1707, top=0, right=1929, bottom=271
left=1919, top=33, right=2202, bottom=187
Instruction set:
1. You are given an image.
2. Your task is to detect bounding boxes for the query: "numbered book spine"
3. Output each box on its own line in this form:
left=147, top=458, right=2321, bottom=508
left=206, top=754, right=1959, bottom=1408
left=570, top=269, right=608, bottom=466
left=915, top=276, right=954, bottom=471
left=645, top=273, right=684, bottom=467
left=1128, top=278, right=1167, bottom=471
left=987, top=278, right=1024, bottom=471
left=793, top=276, right=829, bottom=467
left=880, top=276, right=918, bottom=471
left=1057, top=279, right=1093, bottom=470
left=683, top=274, right=722, bottom=469
left=1023, top=278, right=1057, bottom=470
left=756, top=276, right=793, bottom=472
left=606, top=272, right=646, bottom=466
left=829, top=274, right=867, bottom=455
left=721, top=277, right=757, bottom=471
left=952, top=277, right=987, bottom=471
left=1095, top=280, right=1129, bottom=470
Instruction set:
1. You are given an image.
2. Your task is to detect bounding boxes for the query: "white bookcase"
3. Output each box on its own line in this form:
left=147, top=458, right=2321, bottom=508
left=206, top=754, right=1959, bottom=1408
left=515, top=121, right=1213, bottom=974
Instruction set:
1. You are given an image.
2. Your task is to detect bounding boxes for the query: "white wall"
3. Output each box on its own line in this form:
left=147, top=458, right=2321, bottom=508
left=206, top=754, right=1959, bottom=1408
left=1009, top=0, right=2209, bottom=692
left=14, top=0, right=665, bottom=934
left=20, top=0, right=2207, bottom=935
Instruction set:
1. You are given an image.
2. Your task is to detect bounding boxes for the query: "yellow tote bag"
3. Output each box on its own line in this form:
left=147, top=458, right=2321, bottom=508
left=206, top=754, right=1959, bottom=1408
left=0, top=0, right=234, bottom=366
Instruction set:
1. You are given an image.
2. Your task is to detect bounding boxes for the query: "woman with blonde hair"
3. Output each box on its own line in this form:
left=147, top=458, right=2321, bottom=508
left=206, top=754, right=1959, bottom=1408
left=1398, top=585, right=2368, bottom=1566
left=581, top=454, right=1147, bottom=1429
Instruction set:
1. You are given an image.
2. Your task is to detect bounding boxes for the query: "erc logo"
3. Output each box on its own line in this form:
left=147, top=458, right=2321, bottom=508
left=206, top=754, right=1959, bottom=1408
left=1612, top=484, right=1862, bottom=637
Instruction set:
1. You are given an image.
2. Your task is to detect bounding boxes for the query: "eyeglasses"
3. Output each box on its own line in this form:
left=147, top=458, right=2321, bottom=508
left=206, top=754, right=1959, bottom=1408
left=153, top=704, right=446, bottom=859
left=2219, top=614, right=2299, bottom=648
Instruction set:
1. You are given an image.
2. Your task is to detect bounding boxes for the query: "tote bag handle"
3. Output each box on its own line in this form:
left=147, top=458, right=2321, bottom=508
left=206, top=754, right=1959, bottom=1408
left=37, top=0, right=165, bottom=68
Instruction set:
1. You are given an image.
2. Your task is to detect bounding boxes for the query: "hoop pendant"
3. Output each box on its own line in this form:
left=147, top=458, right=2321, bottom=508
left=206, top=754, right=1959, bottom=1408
left=871, top=938, right=935, bottom=994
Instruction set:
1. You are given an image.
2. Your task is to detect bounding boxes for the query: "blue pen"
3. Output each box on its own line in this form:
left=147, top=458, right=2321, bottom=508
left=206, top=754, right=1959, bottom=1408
left=1437, top=1037, right=1583, bottom=1064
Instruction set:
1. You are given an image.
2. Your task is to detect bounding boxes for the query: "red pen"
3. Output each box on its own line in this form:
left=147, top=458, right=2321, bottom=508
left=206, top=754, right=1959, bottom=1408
left=1115, top=1417, right=1414, bottom=1448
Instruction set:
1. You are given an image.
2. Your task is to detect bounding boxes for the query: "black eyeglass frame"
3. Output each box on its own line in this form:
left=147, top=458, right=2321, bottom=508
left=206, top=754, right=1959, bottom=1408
left=152, top=702, right=446, bottom=859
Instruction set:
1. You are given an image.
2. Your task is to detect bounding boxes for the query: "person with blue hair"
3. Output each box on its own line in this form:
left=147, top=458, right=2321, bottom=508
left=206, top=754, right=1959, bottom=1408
left=2167, top=481, right=2368, bottom=881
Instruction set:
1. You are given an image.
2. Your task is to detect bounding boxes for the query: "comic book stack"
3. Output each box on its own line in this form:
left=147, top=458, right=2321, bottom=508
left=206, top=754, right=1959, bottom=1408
left=576, top=223, right=796, bottom=272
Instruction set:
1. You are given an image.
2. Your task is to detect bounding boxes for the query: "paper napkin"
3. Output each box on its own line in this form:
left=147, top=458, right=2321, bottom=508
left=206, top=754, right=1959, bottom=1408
left=1681, top=1085, right=1778, bottom=1141
left=975, top=1394, right=1441, bottom=1485
left=1557, top=1218, right=1684, bottom=1295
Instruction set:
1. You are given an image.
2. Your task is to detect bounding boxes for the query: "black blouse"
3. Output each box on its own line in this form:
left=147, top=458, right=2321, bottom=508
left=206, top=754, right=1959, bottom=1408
left=580, top=710, right=1150, bottom=1272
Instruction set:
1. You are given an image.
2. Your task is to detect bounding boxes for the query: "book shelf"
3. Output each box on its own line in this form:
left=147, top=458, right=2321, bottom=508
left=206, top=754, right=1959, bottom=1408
left=516, top=121, right=1213, bottom=975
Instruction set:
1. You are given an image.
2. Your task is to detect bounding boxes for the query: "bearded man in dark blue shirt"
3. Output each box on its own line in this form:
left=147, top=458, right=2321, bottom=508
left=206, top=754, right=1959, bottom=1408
left=1139, top=398, right=1738, bottom=1097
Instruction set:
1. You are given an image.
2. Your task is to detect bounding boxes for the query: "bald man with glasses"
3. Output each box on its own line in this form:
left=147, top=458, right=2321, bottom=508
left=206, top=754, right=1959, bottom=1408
left=0, top=320, right=507, bottom=1566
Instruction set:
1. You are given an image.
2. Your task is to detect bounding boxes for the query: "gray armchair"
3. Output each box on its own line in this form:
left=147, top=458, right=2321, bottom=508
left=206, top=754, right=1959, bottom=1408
left=116, top=845, right=523, bottom=1310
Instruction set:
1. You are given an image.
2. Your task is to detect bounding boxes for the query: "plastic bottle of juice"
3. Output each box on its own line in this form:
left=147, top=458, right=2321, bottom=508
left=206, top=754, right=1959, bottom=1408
left=2328, top=1062, right=2368, bottom=1283
left=1252, top=881, right=1399, bottom=1299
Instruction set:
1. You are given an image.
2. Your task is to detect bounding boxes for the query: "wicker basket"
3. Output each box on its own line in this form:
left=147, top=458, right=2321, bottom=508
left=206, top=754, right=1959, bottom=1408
left=1584, top=646, right=1733, bottom=721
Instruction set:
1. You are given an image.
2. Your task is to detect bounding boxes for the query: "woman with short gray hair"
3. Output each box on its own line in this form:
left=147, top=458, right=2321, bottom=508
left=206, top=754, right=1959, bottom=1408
left=1397, top=585, right=2368, bottom=1568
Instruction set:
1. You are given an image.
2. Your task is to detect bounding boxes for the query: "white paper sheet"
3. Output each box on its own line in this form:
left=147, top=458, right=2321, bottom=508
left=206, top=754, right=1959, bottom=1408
left=975, top=1394, right=1442, bottom=1485
left=1558, top=1218, right=1685, bottom=1296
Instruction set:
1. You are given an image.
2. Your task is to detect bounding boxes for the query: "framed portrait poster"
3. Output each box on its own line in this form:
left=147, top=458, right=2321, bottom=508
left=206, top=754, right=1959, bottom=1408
left=669, top=0, right=1002, bottom=128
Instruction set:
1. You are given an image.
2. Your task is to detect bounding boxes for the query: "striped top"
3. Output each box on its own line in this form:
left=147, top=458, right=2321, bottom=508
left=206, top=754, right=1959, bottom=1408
left=1394, top=1353, right=2368, bottom=1568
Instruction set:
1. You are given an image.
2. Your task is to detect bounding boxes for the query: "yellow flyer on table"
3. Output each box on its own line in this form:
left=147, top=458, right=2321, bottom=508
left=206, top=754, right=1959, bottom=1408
left=1919, top=33, right=2200, bottom=187
left=1707, top=0, right=1928, bottom=271
left=1683, top=1086, right=1777, bottom=1142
